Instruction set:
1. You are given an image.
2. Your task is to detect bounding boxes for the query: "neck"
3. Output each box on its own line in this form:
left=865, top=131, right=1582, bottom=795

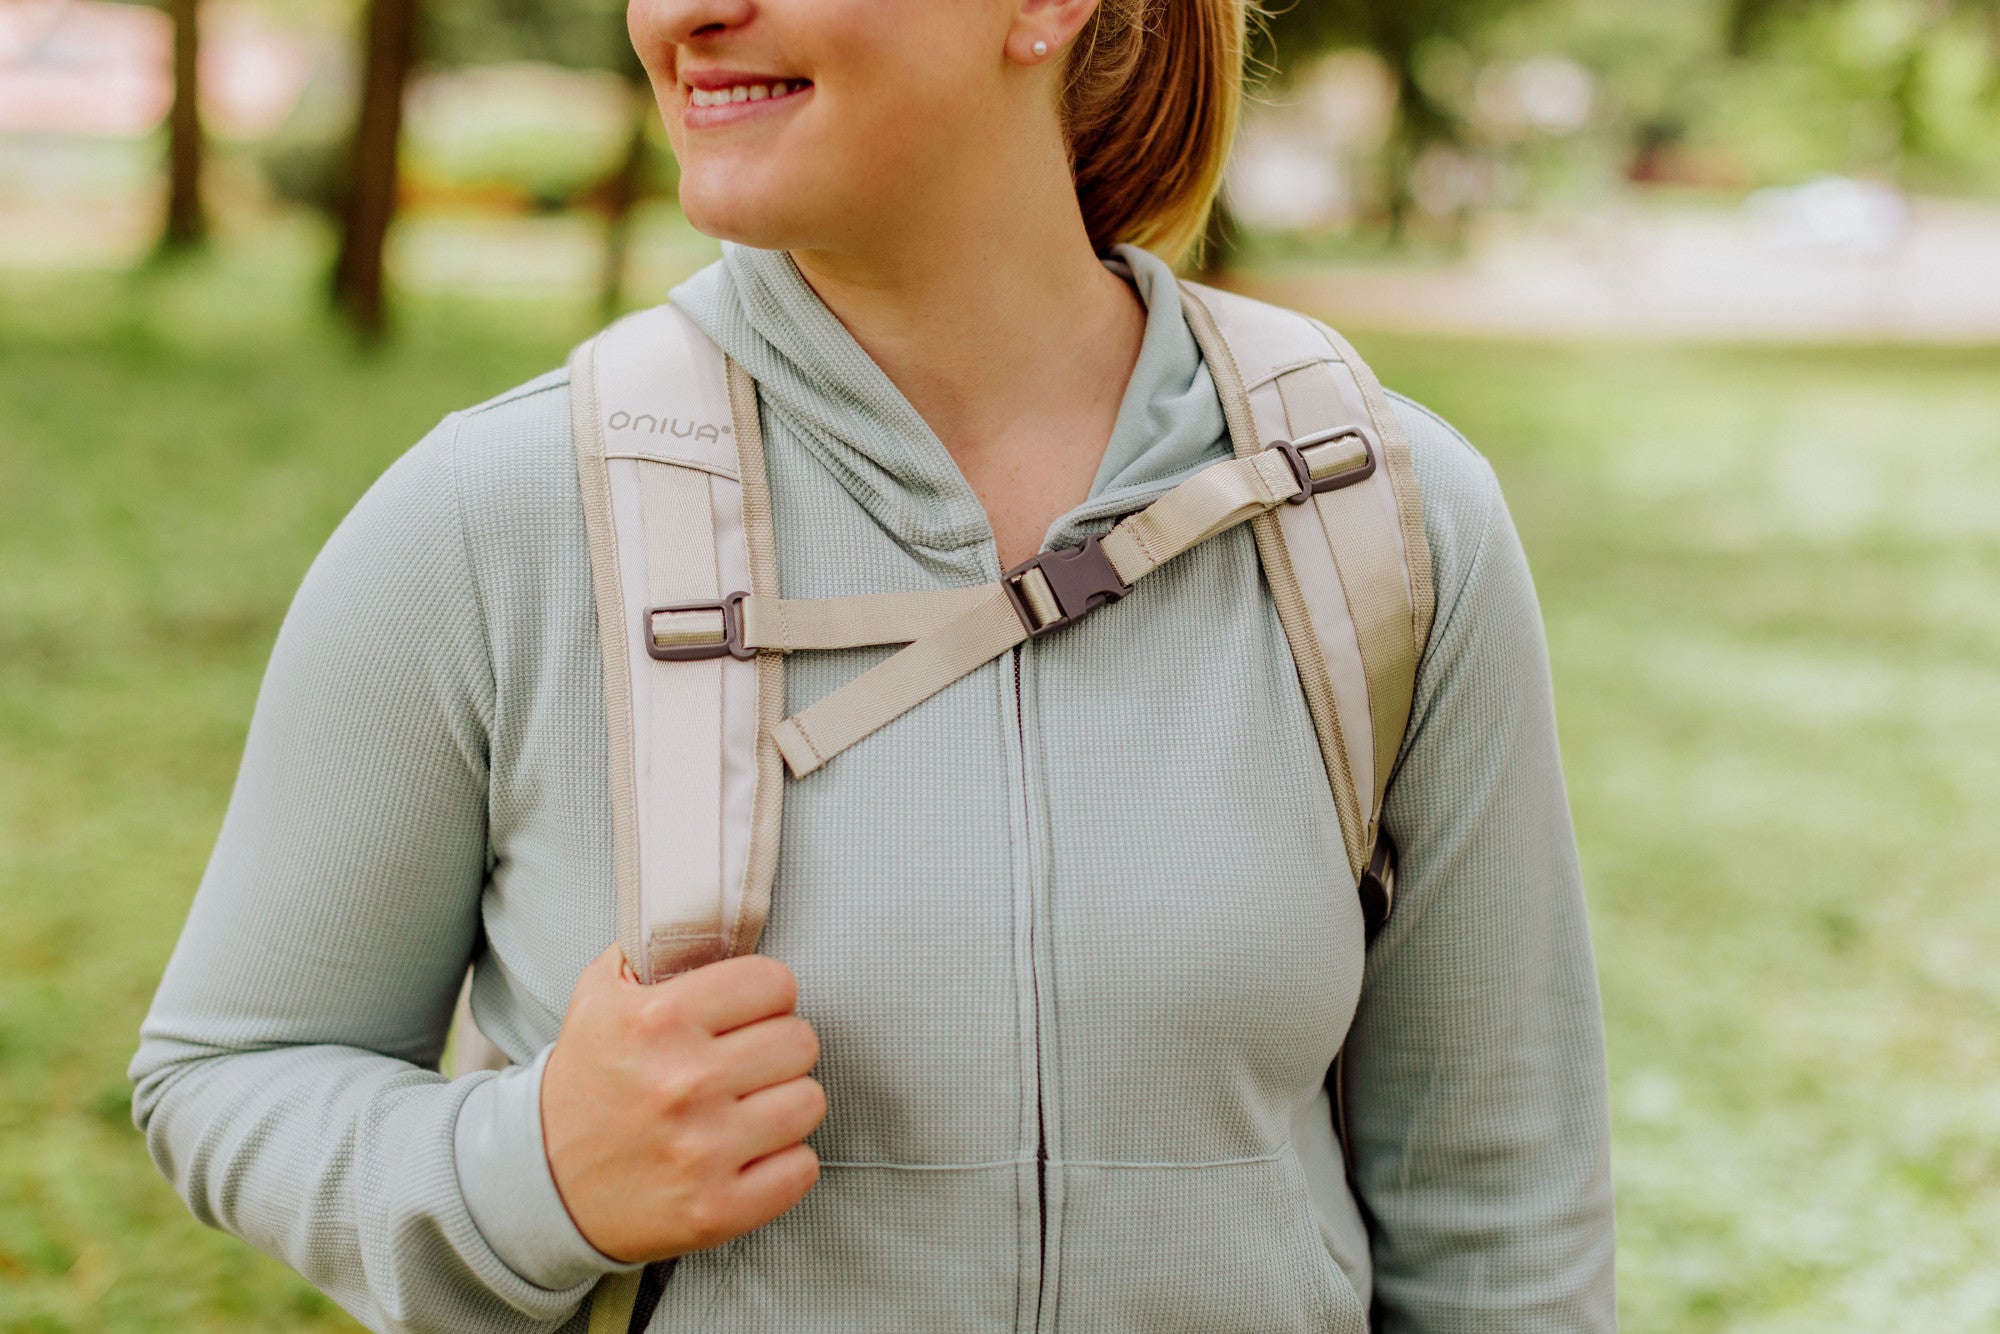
left=783, top=126, right=1145, bottom=463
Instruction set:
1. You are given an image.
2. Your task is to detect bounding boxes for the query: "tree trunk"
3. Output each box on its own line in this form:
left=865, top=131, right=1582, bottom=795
left=160, top=0, right=203, bottom=251
left=598, top=75, right=656, bottom=319
left=332, top=0, right=418, bottom=338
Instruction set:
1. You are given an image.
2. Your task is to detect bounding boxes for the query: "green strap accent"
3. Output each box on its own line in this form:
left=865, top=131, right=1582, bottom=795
left=588, top=1270, right=643, bottom=1334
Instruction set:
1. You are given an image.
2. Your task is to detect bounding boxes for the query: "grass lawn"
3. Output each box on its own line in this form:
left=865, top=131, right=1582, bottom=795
left=2, top=228, right=1996, bottom=1333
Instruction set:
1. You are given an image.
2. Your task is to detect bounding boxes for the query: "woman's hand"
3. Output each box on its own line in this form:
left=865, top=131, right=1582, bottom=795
left=540, top=946, right=826, bottom=1264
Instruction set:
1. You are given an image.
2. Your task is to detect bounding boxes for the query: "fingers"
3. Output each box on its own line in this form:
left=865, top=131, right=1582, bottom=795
left=570, top=944, right=628, bottom=1000
left=708, top=1014, right=820, bottom=1096
left=659, top=954, right=799, bottom=1035
left=728, top=1141, right=821, bottom=1229
left=732, top=1076, right=828, bottom=1164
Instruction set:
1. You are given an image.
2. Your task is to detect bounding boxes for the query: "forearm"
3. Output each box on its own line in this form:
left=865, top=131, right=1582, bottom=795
left=134, top=1042, right=606, bottom=1332
left=128, top=419, right=626, bottom=1330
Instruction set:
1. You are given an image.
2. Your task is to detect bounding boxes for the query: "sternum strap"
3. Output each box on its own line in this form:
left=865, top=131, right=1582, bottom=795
left=765, top=447, right=1307, bottom=778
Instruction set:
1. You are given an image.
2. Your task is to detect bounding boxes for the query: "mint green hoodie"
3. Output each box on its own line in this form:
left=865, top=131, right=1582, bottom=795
left=132, top=243, right=1614, bottom=1333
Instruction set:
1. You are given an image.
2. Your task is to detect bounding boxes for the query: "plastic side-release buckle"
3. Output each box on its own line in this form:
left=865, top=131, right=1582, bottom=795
left=1268, top=425, right=1378, bottom=506
left=645, top=590, right=754, bottom=661
left=1358, top=827, right=1397, bottom=944
left=1001, top=534, right=1131, bottom=638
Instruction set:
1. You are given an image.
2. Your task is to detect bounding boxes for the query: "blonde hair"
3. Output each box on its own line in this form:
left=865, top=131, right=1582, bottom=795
left=1061, top=0, right=1252, bottom=268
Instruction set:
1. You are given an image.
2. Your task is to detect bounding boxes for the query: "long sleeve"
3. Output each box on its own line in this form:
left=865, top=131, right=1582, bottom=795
left=1346, top=401, right=1617, bottom=1331
left=128, top=416, right=630, bottom=1333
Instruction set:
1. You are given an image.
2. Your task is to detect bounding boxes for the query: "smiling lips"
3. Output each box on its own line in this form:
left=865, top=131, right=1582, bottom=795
left=688, top=79, right=804, bottom=106
left=682, top=77, right=813, bottom=127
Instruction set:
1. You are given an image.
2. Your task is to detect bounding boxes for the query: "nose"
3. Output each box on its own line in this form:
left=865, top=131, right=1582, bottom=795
left=629, top=0, right=757, bottom=55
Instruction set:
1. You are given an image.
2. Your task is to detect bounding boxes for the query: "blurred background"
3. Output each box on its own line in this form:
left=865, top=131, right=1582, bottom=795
left=1, top=0, right=1996, bottom=1329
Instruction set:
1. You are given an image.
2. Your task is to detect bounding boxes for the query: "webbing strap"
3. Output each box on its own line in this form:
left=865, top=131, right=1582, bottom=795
left=769, top=449, right=1310, bottom=778
left=1274, top=365, right=1418, bottom=822
left=740, top=586, right=994, bottom=651
left=588, top=1270, right=642, bottom=1334
left=771, top=588, right=1025, bottom=777
left=1099, top=449, right=1300, bottom=582
left=724, top=358, right=785, bottom=962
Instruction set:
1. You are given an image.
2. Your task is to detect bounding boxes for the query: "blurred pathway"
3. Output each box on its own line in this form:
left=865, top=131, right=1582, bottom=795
left=1239, top=196, right=2000, bottom=341
left=5, top=185, right=1997, bottom=341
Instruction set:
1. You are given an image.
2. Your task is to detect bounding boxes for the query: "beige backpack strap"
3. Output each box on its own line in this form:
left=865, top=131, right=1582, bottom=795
left=1177, top=279, right=1435, bottom=926
left=567, top=306, right=785, bottom=985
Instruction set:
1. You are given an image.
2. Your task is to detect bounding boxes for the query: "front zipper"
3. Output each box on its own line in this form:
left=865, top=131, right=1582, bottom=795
left=1012, top=644, right=1052, bottom=1330
left=1007, top=476, right=1218, bottom=1331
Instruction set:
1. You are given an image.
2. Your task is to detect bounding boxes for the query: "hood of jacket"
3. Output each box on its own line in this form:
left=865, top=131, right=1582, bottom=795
left=668, top=240, right=1230, bottom=556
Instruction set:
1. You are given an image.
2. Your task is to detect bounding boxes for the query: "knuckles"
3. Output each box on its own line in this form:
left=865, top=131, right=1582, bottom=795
left=627, top=987, right=703, bottom=1047
left=650, top=1060, right=724, bottom=1116
left=676, top=1193, right=735, bottom=1252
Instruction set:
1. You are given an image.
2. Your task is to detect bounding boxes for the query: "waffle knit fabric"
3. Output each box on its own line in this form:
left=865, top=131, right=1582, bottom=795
left=132, top=242, right=1615, bottom=1333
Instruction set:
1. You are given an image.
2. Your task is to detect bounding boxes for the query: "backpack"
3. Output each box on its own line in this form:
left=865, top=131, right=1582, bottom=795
left=450, top=278, right=1437, bottom=1332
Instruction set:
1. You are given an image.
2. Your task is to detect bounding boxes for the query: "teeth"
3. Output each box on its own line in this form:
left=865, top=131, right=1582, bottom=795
left=689, top=81, right=802, bottom=107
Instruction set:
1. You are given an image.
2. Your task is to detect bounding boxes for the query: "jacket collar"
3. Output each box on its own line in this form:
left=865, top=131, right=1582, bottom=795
left=669, top=241, right=1228, bottom=558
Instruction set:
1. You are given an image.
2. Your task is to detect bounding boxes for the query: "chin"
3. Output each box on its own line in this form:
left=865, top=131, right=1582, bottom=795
left=678, top=176, right=824, bottom=253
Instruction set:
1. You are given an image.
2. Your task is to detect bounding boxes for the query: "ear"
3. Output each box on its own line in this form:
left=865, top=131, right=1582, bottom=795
left=1004, top=0, right=1101, bottom=66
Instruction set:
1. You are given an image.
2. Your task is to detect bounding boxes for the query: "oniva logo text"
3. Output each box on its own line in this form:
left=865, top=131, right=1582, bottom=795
left=606, top=411, right=733, bottom=443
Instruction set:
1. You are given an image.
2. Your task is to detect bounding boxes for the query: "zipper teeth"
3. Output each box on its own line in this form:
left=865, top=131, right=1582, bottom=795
left=1014, top=646, right=1049, bottom=1329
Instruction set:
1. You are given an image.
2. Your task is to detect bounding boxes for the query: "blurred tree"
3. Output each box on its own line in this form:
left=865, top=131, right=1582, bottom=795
left=430, top=0, right=659, bottom=314
left=328, top=0, right=650, bottom=333
left=1723, top=0, right=2000, bottom=179
left=159, top=0, right=204, bottom=251
left=596, top=58, right=661, bottom=317
left=424, top=0, right=629, bottom=71
left=1258, top=0, right=1510, bottom=235
left=332, top=0, right=418, bottom=337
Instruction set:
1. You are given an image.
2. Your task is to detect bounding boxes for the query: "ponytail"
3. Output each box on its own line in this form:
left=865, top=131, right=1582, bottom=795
left=1061, top=0, right=1251, bottom=268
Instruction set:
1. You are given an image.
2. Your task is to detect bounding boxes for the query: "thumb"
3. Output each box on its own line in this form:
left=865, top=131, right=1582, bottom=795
left=568, top=943, right=632, bottom=1011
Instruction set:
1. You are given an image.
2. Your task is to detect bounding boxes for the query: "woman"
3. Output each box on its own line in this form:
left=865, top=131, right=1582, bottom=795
left=131, top=0, right=1616, bottom=1330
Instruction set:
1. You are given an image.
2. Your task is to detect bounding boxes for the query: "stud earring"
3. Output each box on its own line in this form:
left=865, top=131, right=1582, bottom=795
left=1032, top=40, right=1048, bottom=57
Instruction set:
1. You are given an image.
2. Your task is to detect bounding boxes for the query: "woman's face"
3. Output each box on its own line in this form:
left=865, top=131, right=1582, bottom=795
left=629, top=0, right=1055, bottom=254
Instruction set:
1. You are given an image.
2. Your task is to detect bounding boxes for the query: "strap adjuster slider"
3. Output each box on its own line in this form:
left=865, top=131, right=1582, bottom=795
left=646, top=591, right=754, bottom=661
left=1268, top=425, right=1378, bottom=505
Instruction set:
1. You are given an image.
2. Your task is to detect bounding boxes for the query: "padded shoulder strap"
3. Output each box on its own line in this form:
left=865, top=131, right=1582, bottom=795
left=567, top=305, right=785, bottom=985
left=1179, top=280, right=1436, bottom=883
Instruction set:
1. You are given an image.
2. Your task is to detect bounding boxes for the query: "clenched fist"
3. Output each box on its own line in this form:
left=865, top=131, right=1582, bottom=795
left=541, top=947, right=826, bottom=1264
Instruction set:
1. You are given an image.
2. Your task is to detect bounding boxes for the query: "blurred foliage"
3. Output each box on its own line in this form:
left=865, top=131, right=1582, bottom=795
left=244, top=0, right=666, bottom=226
left=423, top=0, right=636, bottom=74
left=1252, top=0, right=2000, bottom=236
left=398, top=64, right=650, bottom=213
left=188, top=0, right=2000, bottom=257
left=1712, top=0, right=2000, bottom=192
